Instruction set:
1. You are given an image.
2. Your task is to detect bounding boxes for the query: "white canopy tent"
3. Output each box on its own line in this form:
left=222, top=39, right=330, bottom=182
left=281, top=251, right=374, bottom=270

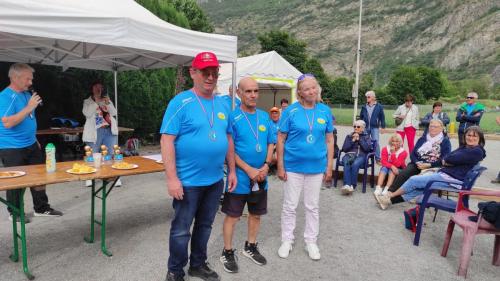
left=218, top=51, right=302, bottom=111
left=0, top=0, right=238, bottom=115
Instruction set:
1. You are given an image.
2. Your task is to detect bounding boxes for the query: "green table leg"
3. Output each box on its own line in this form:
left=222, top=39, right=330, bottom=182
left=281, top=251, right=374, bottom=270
left=1, top=189, right=35, bottom=280
left=100, top=180, right=112, bottom=257
left=84, top=178, right=115, bottom=257
left=84, top=181, right=95, bottom=244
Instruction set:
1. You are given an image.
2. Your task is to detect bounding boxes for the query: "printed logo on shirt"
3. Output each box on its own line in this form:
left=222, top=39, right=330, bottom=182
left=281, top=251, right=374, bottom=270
left=217, top=112, right=226, bottom=120
left=317, top=118, right=326, bottom=124
left=258, top=125, right=266, bottom=132
left=233, top=113, right=243, bottom=122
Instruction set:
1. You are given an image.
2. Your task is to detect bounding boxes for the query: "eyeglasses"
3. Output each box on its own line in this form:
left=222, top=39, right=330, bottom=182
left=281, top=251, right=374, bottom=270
left=195, top=69, right=219, bottom=78
left=466, top=96, right=475, bottom=99
left=353, top=126, right=362, bottom=128
left=297, top=73, right=315, bottom=82
left=429, top=125, right=441, bottom=128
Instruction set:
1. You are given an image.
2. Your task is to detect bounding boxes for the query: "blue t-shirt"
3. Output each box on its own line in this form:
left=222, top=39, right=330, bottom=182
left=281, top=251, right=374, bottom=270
left=220, top=95, right=241, bottom=111
left=270, top=120, right=280, bottom=139
left=279, top=102, right=334, bottom=174
left=465, top=104, right=475, bottom=115
left=0, top=87, right=37, bottom=149
left=160, top=90, right=231, bottom=187
left=229, top=107, right=276, bottom=194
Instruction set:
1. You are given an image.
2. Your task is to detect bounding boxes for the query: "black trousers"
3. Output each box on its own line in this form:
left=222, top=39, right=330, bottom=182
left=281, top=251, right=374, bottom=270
left=0, top=143, right=51, bottom=213
left=388, top=162, right=421, bottom=192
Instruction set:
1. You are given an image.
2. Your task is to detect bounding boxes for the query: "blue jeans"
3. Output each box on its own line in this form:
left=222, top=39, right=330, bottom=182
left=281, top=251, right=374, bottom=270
left=86, top=127, right=117, bottom=153
left=401, top=172, right=462, bottom=202
left=342, top=156, right=365, bottom=186
left=367, top=127, right=380, bottom=160
left=168, top=180, right=224, bottom=276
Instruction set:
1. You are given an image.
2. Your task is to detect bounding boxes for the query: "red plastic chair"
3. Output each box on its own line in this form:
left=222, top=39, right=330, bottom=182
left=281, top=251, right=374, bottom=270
left=440, top=190, right=500, bottom=278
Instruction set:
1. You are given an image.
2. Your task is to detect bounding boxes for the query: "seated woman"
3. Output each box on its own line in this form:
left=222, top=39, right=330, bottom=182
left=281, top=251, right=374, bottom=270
left=340, top=120, right=372, bottom=195
left=375, top=126, right=486, bottom=210
left=374, top=134, right=407, bottom=196
left=420, top=101, right=450, bottom=134
left=387, top=119, right=451, bottom=193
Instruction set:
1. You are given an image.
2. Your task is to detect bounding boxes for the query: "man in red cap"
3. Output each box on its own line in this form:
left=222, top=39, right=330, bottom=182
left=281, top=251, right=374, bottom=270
left=160, top=51, right=237, bottom=281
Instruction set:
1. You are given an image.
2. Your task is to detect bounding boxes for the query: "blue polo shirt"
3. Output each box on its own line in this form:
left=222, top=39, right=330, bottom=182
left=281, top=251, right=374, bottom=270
left=279, top=102, right=334, bottom=174
left=0, top=87, right=37, bottom=149
left=160, top=90, right=231, bottom=187
left=229, top=107, right=276, bottom=194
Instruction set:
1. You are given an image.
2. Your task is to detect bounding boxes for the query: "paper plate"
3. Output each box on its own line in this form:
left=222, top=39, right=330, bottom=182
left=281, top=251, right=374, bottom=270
left=0, top=171, right=26, bottom=179
left=66, top=168, right=97, bottom=175
left=111, top=163, right=139, bottom=170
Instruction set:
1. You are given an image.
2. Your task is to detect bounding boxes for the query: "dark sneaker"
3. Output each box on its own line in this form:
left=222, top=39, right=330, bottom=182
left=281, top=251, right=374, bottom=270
left=34, top=208, right=63, bottom=217
left=219, top=248, right=238, bottom=273
left=8, top=214, right=31, bottom=223
left=188, top=262, right=220, bottom=281
left=243, top=241, right=267, bottom=265
left=165, top=271, right=185, bottom=281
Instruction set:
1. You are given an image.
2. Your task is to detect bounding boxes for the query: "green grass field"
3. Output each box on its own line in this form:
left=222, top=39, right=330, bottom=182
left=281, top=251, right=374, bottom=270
left=332, top=108, right=500, bottom=133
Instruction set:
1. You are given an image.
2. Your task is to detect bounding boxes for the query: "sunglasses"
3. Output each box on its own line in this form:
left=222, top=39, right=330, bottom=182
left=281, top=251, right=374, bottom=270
left=353, top=126, right=362, bottom=128
left=466, top=96, right=475, bottom=99
left=195, top=69, right=219, bottom=78
left=297, top=73, right=315, bottom=82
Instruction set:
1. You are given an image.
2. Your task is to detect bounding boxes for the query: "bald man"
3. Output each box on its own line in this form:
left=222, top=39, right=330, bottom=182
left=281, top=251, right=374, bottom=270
left=219, top=77, right=275, bottom=273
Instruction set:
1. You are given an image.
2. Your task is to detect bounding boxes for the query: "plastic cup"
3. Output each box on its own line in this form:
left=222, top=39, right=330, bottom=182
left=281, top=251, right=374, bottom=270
left=93, top=153, right=102, bottom=169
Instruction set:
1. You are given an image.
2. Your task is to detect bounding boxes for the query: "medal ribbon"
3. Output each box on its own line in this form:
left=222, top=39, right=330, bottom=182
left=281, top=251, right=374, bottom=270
left=304, top=105, right=315, bottom=135
left=241, top=109, right=259, bottom=143
left=193, top=89, right=215, bottom=130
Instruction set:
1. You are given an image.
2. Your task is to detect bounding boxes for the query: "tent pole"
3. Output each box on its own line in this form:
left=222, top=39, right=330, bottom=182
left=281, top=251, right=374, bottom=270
left=231, top=62, right=237, bottom=110
left=114, top=70, right=118, bottom=123
left=352, top=0, right=363, bottom=123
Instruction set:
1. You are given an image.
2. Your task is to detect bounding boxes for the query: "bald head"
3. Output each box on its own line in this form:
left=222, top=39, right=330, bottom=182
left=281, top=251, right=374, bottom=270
left=237, top=77, right=259, bottom=112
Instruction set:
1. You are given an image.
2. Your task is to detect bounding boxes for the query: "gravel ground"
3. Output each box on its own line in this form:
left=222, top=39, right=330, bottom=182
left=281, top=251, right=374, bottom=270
left=0, top=170, right=498, bottom=281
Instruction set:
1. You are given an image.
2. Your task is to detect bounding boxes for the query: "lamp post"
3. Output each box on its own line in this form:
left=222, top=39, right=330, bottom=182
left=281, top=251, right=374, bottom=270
left=352, top=0, right=363, bottom=123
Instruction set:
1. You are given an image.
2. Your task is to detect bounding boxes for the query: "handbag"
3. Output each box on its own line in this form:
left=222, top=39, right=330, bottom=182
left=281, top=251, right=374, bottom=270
left=404, top=206, right=420, bottom=232
left=342, top=152, right=357, bottom=165
left=394, top=107, right=408, bottom=126
left=478, top=201, right=500, bottom=229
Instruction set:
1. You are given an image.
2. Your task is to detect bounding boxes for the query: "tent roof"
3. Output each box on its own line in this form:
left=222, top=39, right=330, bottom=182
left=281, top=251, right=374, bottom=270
left=217, top=51, right=302, bottom=93
left=0, top=0, right=237, bottom=71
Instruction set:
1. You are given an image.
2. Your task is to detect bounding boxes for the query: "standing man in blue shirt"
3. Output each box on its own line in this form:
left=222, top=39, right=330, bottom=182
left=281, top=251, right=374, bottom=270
left=219, top=77, right=275, bottom=273
left=160, top=52, right=237, bottom=281
left=0, top=63, right=63, bottom=222
left=359, top=90, right=385, bottom=162
left=456, top=92, right=485, bottom=146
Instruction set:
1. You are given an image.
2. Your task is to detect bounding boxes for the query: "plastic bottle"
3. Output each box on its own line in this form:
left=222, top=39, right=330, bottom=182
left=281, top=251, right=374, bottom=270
left=45, top=143, right=56, bottom=173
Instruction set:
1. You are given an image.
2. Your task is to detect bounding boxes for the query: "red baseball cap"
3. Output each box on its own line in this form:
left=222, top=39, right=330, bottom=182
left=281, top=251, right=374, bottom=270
left=192, top=52, right=220, bottom=69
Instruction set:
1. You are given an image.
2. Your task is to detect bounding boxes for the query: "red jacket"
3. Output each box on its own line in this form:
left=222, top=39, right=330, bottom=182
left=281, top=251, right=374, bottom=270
left=381, top=146, right=407, bottom=169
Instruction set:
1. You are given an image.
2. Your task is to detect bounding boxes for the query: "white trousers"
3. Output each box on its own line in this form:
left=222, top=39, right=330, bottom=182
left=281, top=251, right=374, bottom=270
left=281, top=172, right=323, bottom=243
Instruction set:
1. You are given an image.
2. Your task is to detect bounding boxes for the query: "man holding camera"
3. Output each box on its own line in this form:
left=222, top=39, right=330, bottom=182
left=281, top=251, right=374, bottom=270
left=0, top=63, right=63, bottom=222
left=219, top=77, right=275, bottom=273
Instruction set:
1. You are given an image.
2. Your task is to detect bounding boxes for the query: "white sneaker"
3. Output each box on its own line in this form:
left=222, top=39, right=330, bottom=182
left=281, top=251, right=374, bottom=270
left=347, top=185, right=355, bottom=194
left=381, top=186, right=389, bottom=196
left=85, top=180, right=92, bottom=187
left=305, top=243, right=321, bottom=260
left=341, top=185, right=350, bottom=195
left=115, top=178, right=122, bottom=187
left=278, top=241, right=293, bottom=258
left=374, top=186, right=383, bottom=196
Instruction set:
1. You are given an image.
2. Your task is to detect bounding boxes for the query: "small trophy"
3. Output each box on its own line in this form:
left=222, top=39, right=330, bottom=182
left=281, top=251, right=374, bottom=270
left=113, top=145, right=123, bottom=161
left=101, top=145, right=112, bottom=162
left=84, top=145, right=94, bottom=162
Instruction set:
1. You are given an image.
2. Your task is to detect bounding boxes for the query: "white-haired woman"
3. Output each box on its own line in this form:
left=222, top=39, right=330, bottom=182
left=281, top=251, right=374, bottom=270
left=277, top=73, right=334, bottom=260
left=339, top=120, right=373, bottom=195
left=374, top=134, right=407, bottom=196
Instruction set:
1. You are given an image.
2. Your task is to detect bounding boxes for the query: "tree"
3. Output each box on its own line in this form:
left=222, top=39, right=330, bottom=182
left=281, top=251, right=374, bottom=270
left=167, top=0, right=214, bottom=32
left=258, top=30, right=308, bottom=71
left=386, top=66, right=424, bottom=104
left=417, top=66, right=447, bottom=100
left=330, top=77, right=354, bottom=104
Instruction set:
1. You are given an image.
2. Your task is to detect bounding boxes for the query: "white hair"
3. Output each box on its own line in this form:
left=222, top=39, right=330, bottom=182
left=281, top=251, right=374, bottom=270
left=467, top=92, right=478, bottom=99
left=365, top=90, right=375, bottom=98
left=8, top=63, right=34, bottom=78
left=354, top=120, right=366, bottom=128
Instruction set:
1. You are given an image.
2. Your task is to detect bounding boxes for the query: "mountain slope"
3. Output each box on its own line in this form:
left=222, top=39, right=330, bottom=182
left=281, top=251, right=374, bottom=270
left=199, top=0, right=499, bottom=84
